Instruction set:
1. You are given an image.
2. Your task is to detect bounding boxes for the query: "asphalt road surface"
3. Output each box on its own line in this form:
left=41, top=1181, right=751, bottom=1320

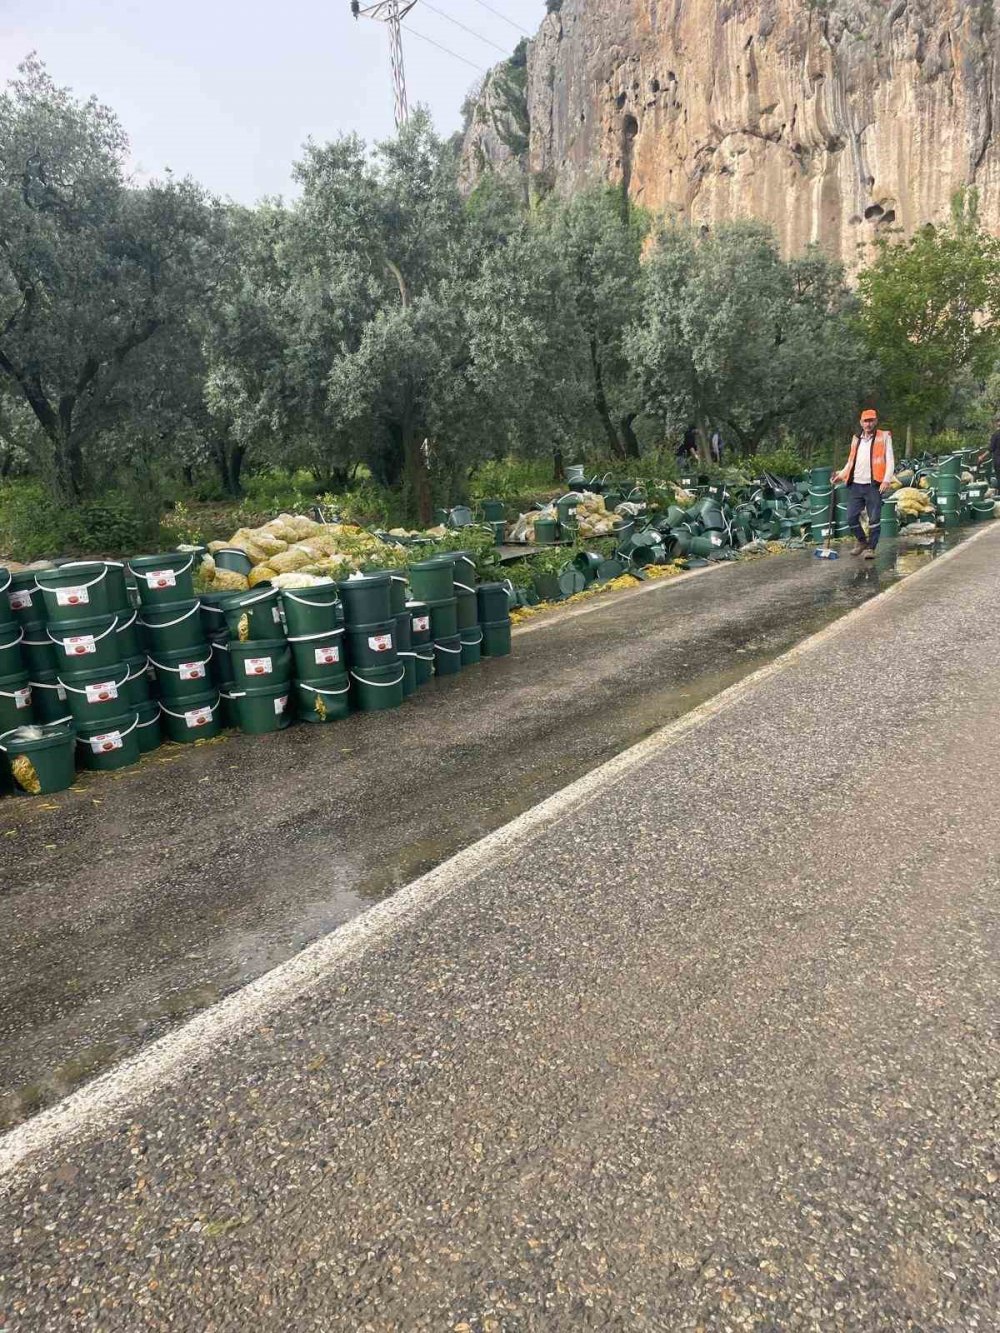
left=0, top=541, right=941, bottom=1126
left=0, top=525, right=997, bottom=1329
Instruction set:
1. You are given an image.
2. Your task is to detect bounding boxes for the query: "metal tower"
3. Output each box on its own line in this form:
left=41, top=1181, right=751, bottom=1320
left=350, top=1, right=420, bottom=129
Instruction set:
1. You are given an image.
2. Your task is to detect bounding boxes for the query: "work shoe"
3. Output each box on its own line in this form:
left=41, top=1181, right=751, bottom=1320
left=851, top=541, right=867, bottom=556
left=863, top=548, right=876, bottom=560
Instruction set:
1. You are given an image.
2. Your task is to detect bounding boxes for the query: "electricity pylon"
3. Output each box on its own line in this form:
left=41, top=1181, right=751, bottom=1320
left=350, top=1, right=420, bottom=129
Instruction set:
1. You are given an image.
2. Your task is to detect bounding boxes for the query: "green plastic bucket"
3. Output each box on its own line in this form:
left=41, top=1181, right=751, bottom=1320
left=490, top=521, right=505, bottom=545
left=350, top=662, right=405, bottom=712
left=407, top=557, right=454, bottom=604
left=0, top=722, right=76, bottom=796
left=597, top=557, right=626, bottom=581
left=210, top=638, right=235, bottom=689
left=482, top=499, right=505, bottom=522
left=533, top=571, right=562, bottom=602
left=558, top=567, right=587, bottom=596
left=35, top=562, right=116, bottom=622
left=221, top=586, right=284, bottom=643
left=47, top=614, right=121, bottom=675
left=345, top=620, right=397, bottom=670
left=101, top=561, right=130, bottom=614
left=0, top=672, right=33, bottom=731
left=147, top=645, right=214, bottom=703
left=214, top=548, right=253, bottom=577
left=288, top=626, right=346, bottom=682
left=433, top=635, right=463, bottom=677
left=934, top=474, right=960, bottom=496
left=573, top=552, right=602, bottom=584
left=135, top=700, right=162, bottom=754
left=937, top=454, right=962, bottom=479
left=971, top=499, right=994, bottom=522
left=76, top=711, right=141, bottom=771
left=407, top=601, right=431, bottom=645
left=29, top=673, right=70, bottom=724
left=60, top=662, right=132, bottom=725
left=395, top=610, right=413, bottom=655
left=456, top=589, right=478, bottom=631
left=412, top=645, right=434, bottom=686
left=8, top=571, right=43, bottom=629
left=199, top=591, right=231, bottom=640
left=533, top=518, right=559, bottom=545
left=880, top=500, right=899, bottom=537
left=295, top=676, right=350, bottom=723
left=445, top=552, right=477, bottom=594
left=338, top=573, right=392, bottom=626
left=159, top=690, right=223, bottom=743
left=688, top=534, right=726, bottom=557
left=228, top=638, right=292, bottom=686
left=426, top=597, right=458, bottom=639
left=123, top=656, right=152, bottom=707
left=115, top=609, right=143, bottom=660
left=127, top=552, right=197, bottom=608
left=0, top=627, right=24, bottom=679
left=280, top=582, right=340, bottom=638
left=229, top=681, right=293, bottom=735
left=935, top=492, right=960, bottom=515
left=139, top=600, right=204, bottom=656
left=481, top=619, right=512, bottom=658
left=0, top=569, right=14, bottom=633
left=476, top=583, right=510, bottom=623
left=399, top=654, right=417, bottom=697
left=460, top=627, right=483, bottom=666
left=366, top=570, right=408, bottom=615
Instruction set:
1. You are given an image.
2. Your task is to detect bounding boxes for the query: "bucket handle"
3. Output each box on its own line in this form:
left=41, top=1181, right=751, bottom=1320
left=117, top=609, right=138, bottom=630
left=296, top=680, right=350, bottom=697
left=0, top=628, right=24, bottom=652
left=59, top=666, right=130, bottom=694
left=461, top=631, right=484, bottom=646
left=230, top=586, right=278, bottom=608
left=286, top=626, right=345, bottom=643
left=138, top=601, right=201, bottom=630
left=147, top=651, right=212, bottom=674
left=433, top=642, right=463, bottom=656
left=38, top=563, right=109, bottom=591
left=0, top=682, right=31, bottom=701
left=159, top=695, right=221, bottom=721
left=127, top=553, right=195, bottom=582
left=454, top=581, right=476, bottom=594
left=136, top=709, right=162, bottom=729
left=409, top=647, right=435, bottom=662
left=47, top=614, right=120, bottom=646
left=349, top=668, right=405, bottom=688
left=0, top=569, right=10, bottom=596
left=28, top=678, right=65, bottom=692
left=76, top=713, right=140, bottom=744
left=281, top=588, right=340, bottom=608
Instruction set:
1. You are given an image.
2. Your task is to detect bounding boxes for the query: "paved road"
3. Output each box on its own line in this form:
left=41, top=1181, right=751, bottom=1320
left=1, top=526, right=998, bottom=1330
left=0, top=543, right=931, bottom=1126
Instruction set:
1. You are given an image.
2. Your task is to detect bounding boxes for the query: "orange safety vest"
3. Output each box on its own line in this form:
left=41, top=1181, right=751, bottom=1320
left=844, top=429, right=891, bottom=484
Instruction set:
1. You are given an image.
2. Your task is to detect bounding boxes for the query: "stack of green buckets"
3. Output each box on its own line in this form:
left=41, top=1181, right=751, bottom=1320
left=216, top=583, right=292, bottom=735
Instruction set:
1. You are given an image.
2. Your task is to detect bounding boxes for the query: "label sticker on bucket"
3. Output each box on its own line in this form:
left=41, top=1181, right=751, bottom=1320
left=272, top=607, right=282, bottom=624
left=14, top=687, right=30, bottom=709
left=63, top=635, right=96, bottom=656
left=57, top=683, right=67, bottom=700
left=413, top=615, right=430, bottom=633
left=147, top=569, right=176, bottom=589
left=9, top=589, right=33, bottom=611
left=314, top=645, right=340, bottom=666
left=85, top=680, right=118, bottom=703
left=367, top=633, right=393, bottom=653
left=179, top=661, right=207, bottom=681
left=185, top=705, right=213, bottom=728
left=274, top=695, right=288, bottom=715
left=56, top=586, right=89, bottom=607
left=244, top=656, right=272, bottom=677
left=91, top=730, right=123, bottom=753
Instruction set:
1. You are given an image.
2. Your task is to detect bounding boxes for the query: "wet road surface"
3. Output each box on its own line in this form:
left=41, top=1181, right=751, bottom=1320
left=0, top=538, right=958, bottom=1125
left=0, top=526, right=997, bottom=1329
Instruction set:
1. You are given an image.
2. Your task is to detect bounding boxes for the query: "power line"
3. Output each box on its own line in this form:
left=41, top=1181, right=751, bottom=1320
left=402, top=23, right=488, bottom=72
left=469, top=0, right=529, bottom=36
left=420, top=0, right=512, bottom=55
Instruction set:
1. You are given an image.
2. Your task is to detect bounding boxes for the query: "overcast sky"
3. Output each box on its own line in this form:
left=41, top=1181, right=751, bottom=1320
left=1, top=0, right=545, bottom=202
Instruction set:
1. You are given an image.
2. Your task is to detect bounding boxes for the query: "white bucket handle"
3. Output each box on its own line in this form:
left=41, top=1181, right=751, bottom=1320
left=117, top=609, right=138, bottom=630
left=0, top=569, right=11, bottom=595
left=39, top=563, right=109, bottom=591
left=231, top=586, right=278, bottom=608
left=76, top=713, right=140, bottom=744
left=139, top=601, right=201, bottom=630
left=350, top=669, right=405, bottom=688
left=128, top=553, right=195, bottom=582
left=147, top=650, right=212, bottom=674
left=461, top=630, right=484, bottom=646
left=411, top=647, right=435, bottom=662
left=296, top=680, right=350, bottom=697
left=280, top=587, right=340, bottom=608
left=159, top=695, right=221, bottom=721
left=0, top=628, right=24, bottom=652
left=47, top=614, right=119, bottom=647
left=454, top=581, right=476, bottom=594
left=286, top=626, right=345, bottom=643
left=28, top=678, right=64, bottom=691
left=434, top=641, right=463, bottom=655
left=136, top=709, right=162, bottom=729
left=59, top=666, right=130, bottom=694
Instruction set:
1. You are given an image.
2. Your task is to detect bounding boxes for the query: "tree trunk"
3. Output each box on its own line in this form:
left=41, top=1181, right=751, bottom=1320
left=590, top=338, right=624, bottom=459
left=695, top=418, right=712, bottom=471
left=618, top=413, right=641, bottom=460
left=404, top=428, right=432, bottom=527
left=906, top=421, right=914, bottom=451
left=212, top=439, right=246, bottom=497
left=552, top=448, right=564, bottom=483
left=52, top=428, right=85, bottom=501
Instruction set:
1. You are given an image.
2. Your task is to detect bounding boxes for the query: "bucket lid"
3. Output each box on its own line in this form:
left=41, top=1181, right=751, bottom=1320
left=0, top=721, right=75, bottom=753
left=338, top=572, right=391, bottom=591
left=127, top=551, right=196, bottom=571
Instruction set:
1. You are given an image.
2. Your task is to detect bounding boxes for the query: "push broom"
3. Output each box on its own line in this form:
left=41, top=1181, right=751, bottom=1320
left=815, top=478, right=839, bottom=560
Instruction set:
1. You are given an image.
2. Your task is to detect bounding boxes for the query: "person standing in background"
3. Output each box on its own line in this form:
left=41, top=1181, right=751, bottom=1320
left=832, top=408, right=895, bottom=560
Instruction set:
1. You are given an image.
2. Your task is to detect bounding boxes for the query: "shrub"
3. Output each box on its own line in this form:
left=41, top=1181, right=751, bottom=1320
left=0, top=482, right=160, bottom=561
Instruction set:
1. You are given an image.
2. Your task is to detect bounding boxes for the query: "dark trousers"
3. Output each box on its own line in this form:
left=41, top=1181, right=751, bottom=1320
left=847, top=482, right=882, bottom=549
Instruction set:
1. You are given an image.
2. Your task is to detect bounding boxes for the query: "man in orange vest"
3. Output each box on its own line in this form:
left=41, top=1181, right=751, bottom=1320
left=833, top=408, right=895, bottom=560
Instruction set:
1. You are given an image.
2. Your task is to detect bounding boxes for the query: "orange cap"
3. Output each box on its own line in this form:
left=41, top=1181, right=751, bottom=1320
left=860, top=409, right=878, bottom=422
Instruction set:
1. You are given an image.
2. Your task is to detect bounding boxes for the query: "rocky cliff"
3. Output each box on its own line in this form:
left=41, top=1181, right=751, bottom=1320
left=460, top=0, right=1000, bottom=264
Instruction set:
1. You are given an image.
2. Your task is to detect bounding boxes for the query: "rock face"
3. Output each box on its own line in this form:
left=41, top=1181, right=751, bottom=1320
left=461, top=0, right=1000, bottom=264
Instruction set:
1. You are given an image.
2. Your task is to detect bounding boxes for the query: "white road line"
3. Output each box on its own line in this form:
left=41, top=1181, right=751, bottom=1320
left=0, top=525, right=993, bottom=1185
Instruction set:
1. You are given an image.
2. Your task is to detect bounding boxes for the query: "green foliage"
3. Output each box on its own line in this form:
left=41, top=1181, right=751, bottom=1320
left=0, top=481, right=159, bottom=559
left=744, top=444, right=808, bottom=478
left=469, top=458, right=557, bottom=506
